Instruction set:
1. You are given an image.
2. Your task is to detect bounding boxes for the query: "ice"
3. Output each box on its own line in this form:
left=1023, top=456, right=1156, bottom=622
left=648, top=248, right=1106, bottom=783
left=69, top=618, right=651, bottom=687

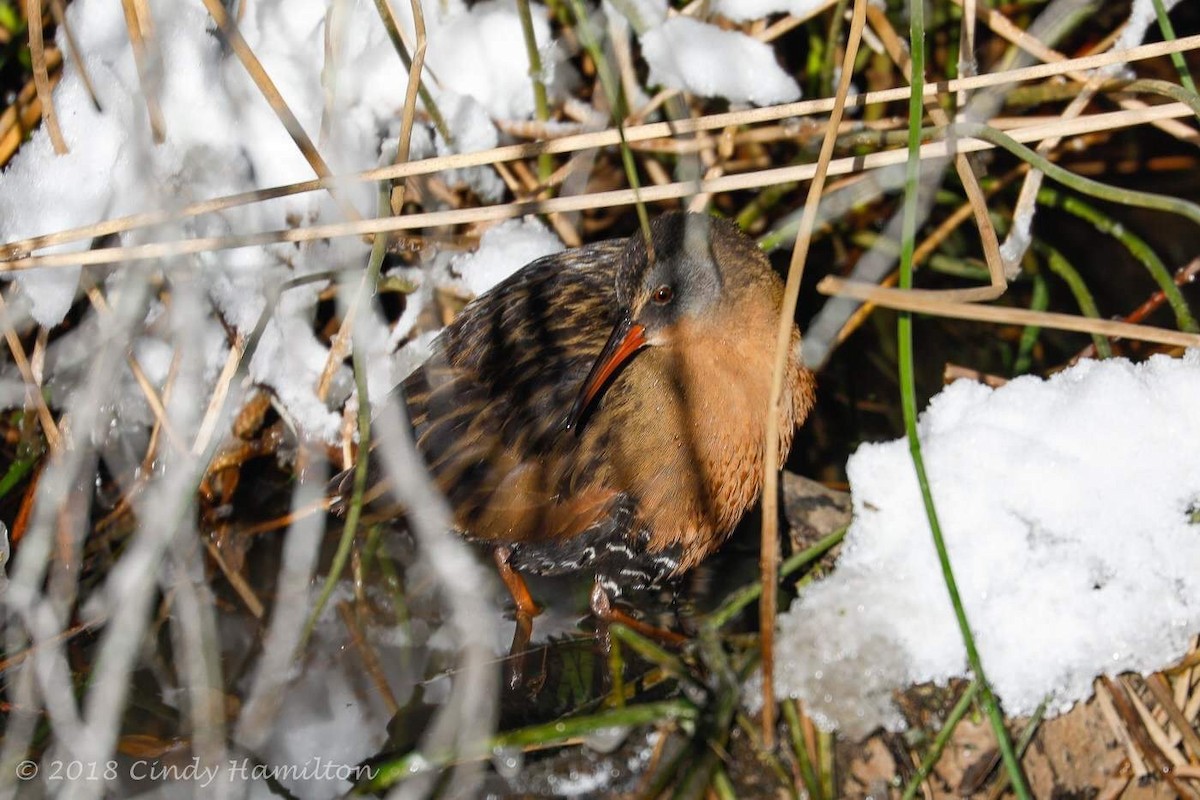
left=491, top=745, right=525, bottom=779
left=640, top=17, right=801, bottom=106
left=245, top=585, right=402, bottom=800
left=545, top=767, right=613, bottom=796
left=772, top=352, right=1200, bottom=738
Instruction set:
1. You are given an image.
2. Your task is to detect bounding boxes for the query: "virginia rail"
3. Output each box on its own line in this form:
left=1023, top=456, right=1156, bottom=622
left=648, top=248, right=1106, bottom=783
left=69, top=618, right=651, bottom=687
left=340, top=212, right=815, bottom=642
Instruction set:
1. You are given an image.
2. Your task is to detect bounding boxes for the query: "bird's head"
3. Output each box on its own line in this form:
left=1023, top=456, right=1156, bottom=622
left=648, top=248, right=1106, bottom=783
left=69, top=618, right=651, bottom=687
left=566, top=212, right=772, bottom=431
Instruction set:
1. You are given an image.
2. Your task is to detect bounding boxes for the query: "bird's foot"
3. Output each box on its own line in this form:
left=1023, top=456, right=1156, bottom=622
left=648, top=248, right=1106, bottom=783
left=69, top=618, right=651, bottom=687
left=589, top=582, right=688, bottom=647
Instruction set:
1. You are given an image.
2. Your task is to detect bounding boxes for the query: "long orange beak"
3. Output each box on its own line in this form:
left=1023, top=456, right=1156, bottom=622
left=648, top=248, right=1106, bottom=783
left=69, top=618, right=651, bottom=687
left=566, top=311, right=646, bottom=432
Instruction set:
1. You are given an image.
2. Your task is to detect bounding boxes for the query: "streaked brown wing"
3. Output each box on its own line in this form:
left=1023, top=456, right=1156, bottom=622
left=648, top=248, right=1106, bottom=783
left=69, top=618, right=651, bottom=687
left=396, top=239, right=628, bottom=543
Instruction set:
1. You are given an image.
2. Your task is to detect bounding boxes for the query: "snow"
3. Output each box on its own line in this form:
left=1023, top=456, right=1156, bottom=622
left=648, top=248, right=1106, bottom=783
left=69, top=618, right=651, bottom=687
left=131, top=337, right=174, bottom=387
left=640, top=17, right=801, bottom=106
left=379, top=216, right=562, bottom=385
left=714, top=0, right=830, bottom=24
left=434, top=92, right=507, bottom=203
left=444, top=216, right=564, bottom=297
left=604, top=0, right=669, bottom=31
left=770, top=352, right=1200, bottom=738
left=0, top=66, right=123, bottom=327
left=0, top=0, right=572, bottom=443
left=426, top=0, right=564, bottom=121
left=1113, top=0, right=1185, bottom=54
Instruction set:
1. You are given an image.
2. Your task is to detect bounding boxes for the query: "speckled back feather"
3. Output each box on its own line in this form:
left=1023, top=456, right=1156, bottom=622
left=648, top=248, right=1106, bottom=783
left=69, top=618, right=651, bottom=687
left=406, top=239, right=627, bottom=545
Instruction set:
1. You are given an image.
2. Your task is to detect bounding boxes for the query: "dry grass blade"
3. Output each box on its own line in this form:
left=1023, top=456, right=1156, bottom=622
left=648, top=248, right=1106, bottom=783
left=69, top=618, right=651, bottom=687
left=0, top=620, right=96, bottom=674
left=25, top=0, right=66, bottom=154
left=83, top=284, right=185, bottom=455
left=1108, top=676, right=1200, bottom=800
left=46, top=0, right=98, bottom=109
left=864, top=3, right=1006, bottom=293
left=198, top=0, right=361, bottom=222
left=0, top=46, right=61, bottom=167
left=371, top=0, right=450, bottom=141
left=0, top=290, right=61, bottom=452
left=236, top=498, right=333, bottom=537
left=2, top=33, right=1198, bottom=260
left=819, top=276, right=1200, bottom=349
left=337, top=601, right=400, bottom=715
left=954, top=0, right=1198, bottom=144
left=315, top=0, right=431, bottom=399
left=1145, top=673, right=1200, bottom=763
left=1125, top=676, right=1188, bottom=768
left=204, top=540, right=265, bottom=620
left=191, top=332, right=245, bottom=458
left=125, top=355, right=183, bottom=454
left=390, top=0, right=430, bottom=195
left=761, top=0, right=835, bottom=41
left=760, top=0, right=868, bottom=747
left=118, top=0, right=166, bottom=143
left=944, top=363, right=1009, bottom=386
left=141, top=347, right=180, bottom=471
left=1096, top=677, right=1150, bottom=777
left=1, top=103, right=1192, bottom=273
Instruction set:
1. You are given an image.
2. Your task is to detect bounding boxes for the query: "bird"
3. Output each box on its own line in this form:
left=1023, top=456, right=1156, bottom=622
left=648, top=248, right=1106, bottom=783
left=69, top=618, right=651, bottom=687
left=339, top=211, right=815, bottom=644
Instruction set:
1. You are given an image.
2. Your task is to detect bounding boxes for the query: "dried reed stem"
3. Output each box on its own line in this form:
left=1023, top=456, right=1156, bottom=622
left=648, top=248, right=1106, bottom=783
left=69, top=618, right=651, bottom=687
left=818, top=276, right=1200, bottom=348
left=3, top=33, right=1197, bottom=260
left=25, top=0, right=66, bottom=154
left=760, top=0, right=867, bottom=747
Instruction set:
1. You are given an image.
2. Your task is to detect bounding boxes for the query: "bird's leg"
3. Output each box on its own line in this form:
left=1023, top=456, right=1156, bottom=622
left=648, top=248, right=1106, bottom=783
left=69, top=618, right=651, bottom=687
left=493, top=547, right=542, bottom=691
left=589, top=582, right=687, bottom=646
left=494, top=547, right=543, bottom=617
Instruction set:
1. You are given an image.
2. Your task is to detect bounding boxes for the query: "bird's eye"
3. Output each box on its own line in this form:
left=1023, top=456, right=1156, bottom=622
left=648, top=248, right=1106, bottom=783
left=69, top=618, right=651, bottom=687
left=651, top=285, right=674, bottom=304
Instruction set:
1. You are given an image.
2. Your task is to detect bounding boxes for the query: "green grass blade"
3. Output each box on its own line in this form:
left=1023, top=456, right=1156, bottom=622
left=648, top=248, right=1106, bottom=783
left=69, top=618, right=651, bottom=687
left=898, top=4, right=1030, bottom=797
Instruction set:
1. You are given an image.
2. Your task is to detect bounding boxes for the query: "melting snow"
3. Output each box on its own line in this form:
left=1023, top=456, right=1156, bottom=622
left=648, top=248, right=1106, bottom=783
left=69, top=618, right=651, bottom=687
left=641, top=17, right=801, bottom=106
left=445, top=217, right=564, bottom=297
left=0, top=0, right=567, bottom=441
left=714, top=0, right=831, bottom=24
left=771, top=352, right=1200, bottom=737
